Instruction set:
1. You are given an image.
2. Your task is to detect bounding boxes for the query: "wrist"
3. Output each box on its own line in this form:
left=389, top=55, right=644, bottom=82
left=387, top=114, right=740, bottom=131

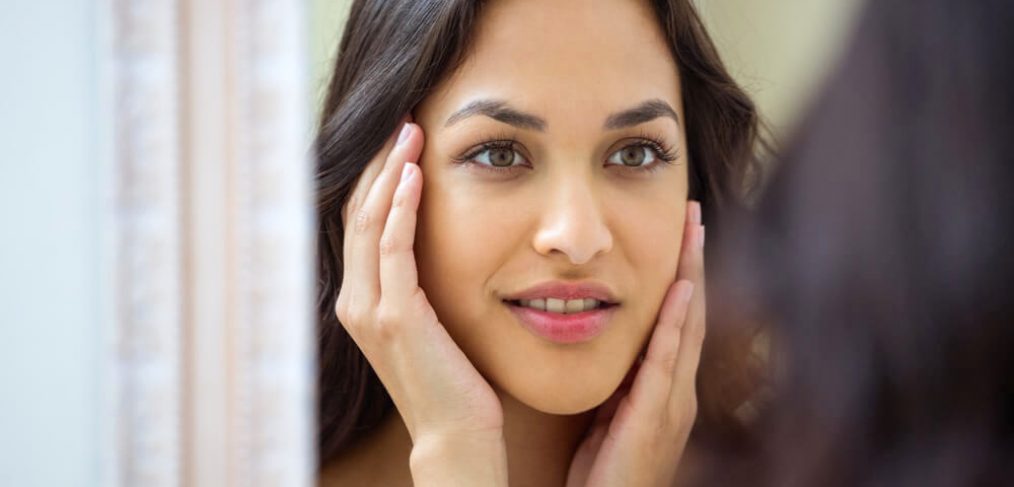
left=409, top=432, right=508, bottom=487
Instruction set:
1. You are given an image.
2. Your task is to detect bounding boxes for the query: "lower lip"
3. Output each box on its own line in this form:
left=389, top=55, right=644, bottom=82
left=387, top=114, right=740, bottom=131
left=505, top=302, right=617, bottom=344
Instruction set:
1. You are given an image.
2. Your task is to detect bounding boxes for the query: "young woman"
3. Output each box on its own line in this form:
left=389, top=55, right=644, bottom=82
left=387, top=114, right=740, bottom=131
left=314, top=0, right=764, bottom=484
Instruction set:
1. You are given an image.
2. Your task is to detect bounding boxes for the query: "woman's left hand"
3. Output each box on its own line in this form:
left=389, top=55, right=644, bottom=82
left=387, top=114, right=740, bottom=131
left=566, top=201, right=706, bottom=487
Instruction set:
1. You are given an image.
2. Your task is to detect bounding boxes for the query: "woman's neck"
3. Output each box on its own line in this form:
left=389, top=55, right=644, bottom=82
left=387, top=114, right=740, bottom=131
left=499, top=388, right=596, bottom=486
left=320, top=389, right=596, bottom=486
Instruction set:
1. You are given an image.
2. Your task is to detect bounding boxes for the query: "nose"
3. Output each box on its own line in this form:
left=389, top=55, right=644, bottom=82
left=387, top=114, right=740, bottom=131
left=531, top=175, right=614, bottom=265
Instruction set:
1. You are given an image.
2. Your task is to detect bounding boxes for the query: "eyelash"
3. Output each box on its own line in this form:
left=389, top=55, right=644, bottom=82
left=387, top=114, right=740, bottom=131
left=452, top=130, right=680, bottom=176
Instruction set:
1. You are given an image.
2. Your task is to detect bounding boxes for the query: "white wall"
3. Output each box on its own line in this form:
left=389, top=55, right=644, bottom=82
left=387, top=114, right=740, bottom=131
left=700, top=0, right=865, bottom=136
left=2, top=1, right=315, bottom=484
left=0, top=0, right=102, bottom=485
left=308, top=0, right=352, bottom=115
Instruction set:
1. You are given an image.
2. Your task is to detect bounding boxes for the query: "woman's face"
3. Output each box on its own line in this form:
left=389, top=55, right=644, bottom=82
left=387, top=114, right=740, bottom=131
left=414, top=0, right=688, bottom=414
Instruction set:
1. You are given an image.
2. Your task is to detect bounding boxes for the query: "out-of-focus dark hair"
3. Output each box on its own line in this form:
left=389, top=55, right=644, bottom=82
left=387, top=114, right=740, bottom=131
left=708, top=1, right=1014, bottom=485
left=314, top=0, right=767, bottom=467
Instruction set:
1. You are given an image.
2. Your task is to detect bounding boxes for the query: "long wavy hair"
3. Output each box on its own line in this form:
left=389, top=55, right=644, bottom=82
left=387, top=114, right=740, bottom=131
left=314, top=0, right=767, bottom=466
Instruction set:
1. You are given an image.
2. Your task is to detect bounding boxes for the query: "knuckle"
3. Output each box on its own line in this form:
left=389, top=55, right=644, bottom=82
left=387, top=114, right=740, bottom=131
left=659, top=353, right=680, bottom=374
left=335, top=292, right=370, bottom=330
left=336, top=307, right=356, bottom=329
left=378, top=235, right=395, bottom=257
left=374, top=308, right=404, bottom=339
left=334, top=295, right=349, bottom=323
left=334, top=291, right=355, bottom=321
left=379, top=234, right=405, bottom=257
left=409, top=290, right=436, bottom=319
left=644, top=415, right=669, bottom=444
left=353, top=208, right=371, bottom=234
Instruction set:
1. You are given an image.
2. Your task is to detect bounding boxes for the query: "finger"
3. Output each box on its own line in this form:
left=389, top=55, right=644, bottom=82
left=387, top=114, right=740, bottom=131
left=342, top=121, right=423, bottom=309
left=335, top=118, right=406, bottom=327
left=339, top=116, right=410, bottom=307
left=341, top=114, right=411, bottom=227
left=627, top=279, right=694, bottom=418
left=671, top=201, right=707, bottom=403
left=378, top=161, right=423, bottom=301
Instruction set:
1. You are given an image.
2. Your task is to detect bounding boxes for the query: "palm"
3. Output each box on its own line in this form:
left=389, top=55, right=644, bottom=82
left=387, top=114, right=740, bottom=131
left=415, top=304, right=504, bottom=432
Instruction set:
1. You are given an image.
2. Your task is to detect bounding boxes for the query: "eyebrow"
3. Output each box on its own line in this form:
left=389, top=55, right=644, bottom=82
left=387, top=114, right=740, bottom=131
left=444, top=98, right=679, bottom=131
left=603, top=99, right=680, bottom=130
left=444, top=99, right=547, bottom=130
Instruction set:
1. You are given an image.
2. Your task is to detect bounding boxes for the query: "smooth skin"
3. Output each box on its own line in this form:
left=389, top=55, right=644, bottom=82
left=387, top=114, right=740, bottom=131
left=329, top=121, right=705, bottom=486
left=413, top=0, right=690, bottom=418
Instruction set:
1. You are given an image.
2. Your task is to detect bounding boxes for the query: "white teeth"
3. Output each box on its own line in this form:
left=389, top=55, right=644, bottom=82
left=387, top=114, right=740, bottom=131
left=546, top=298, right=565, bottom=313
left=518, top=299, right=547, bottom=311
left=517, top=297, right=602, bottom=314
left=565, top=299, right=584, bottom=313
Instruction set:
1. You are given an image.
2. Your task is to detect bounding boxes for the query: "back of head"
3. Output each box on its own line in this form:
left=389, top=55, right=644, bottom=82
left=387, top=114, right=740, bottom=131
left=714, top=1, right=1014, bottom=485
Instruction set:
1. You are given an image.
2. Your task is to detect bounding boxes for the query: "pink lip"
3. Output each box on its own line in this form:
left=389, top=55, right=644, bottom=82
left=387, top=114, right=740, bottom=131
left=502, top=281, right=619, bottom=303
left=501, top=281, right=620, bottom=344
left=505, top=302, right=618, bottom=344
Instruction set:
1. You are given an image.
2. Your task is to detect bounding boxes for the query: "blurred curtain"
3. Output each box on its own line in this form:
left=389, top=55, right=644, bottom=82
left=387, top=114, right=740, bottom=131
left=103, top=0, right=314, bottom=485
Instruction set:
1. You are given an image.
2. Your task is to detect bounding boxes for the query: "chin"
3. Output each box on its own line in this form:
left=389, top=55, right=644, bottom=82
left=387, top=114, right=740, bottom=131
left=494, top=361, right=628, bottom=415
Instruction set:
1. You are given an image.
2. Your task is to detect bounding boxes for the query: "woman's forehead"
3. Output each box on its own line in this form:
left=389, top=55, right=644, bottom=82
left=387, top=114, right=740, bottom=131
left=418, top=0, right=682, bottom=127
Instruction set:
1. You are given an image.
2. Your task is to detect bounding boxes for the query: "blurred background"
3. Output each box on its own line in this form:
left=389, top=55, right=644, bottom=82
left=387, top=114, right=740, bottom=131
left=305, top=0, right=864, bottom=134
left=0, top=0, right=862, bottom=485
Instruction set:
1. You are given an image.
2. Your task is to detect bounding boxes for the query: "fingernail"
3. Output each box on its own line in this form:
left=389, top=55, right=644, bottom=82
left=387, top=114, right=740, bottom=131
left=396, top=123, right=412, bottom=146
left=690, top=201, right=701, bottom=224
left=401, top=163, right=414, bottom=182
left=699, top=225, right=706, bottom=249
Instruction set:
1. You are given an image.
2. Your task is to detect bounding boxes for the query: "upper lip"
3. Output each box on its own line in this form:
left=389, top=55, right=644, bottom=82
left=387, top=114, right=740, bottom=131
left=501, top=281, right=620, bottom=304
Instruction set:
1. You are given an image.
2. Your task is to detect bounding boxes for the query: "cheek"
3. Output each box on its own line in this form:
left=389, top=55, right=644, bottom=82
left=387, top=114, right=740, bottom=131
left=414, top=179, right=521, bottom=325
left=612, top=195, right=686, bottom=334
left=628, top=205, right=684, bottom=272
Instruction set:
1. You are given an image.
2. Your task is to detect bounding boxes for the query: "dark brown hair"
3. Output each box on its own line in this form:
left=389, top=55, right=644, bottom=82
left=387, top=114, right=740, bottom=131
left=705, top=1, right=1014, bottom=485
left=314, top=0, right=766, bottom=466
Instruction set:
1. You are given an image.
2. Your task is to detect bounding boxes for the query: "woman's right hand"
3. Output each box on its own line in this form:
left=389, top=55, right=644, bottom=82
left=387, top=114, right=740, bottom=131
left=334, top=119, right=508, bottom=486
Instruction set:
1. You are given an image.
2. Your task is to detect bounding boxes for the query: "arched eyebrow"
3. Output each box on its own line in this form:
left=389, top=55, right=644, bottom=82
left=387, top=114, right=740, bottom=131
left=443, top=98, right=679, bottom=131
left=603, top=99, right=680, bottom=130
left=444, top=99, right=547, bottom=130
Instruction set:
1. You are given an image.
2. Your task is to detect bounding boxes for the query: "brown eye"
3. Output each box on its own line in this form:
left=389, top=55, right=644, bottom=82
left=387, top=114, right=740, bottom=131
left=620, top=147, right=646, bottom=166
left=468, top=143, right=529, bottom=170
left=608, top=144, right=657, bottom=168
left=489, top=147, right=515, bottom=167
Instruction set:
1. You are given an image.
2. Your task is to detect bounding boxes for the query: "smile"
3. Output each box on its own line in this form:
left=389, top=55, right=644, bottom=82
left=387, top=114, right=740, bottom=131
left=509, top=297, right=608, bottom=314
left=503, top=299, right=619, bottom=344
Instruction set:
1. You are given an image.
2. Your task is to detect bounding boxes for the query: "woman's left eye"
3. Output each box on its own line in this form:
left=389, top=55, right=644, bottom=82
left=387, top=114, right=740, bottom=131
left=470, top=145, right=528, bottom=169
left=606, top=145, right=657, bottom=168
